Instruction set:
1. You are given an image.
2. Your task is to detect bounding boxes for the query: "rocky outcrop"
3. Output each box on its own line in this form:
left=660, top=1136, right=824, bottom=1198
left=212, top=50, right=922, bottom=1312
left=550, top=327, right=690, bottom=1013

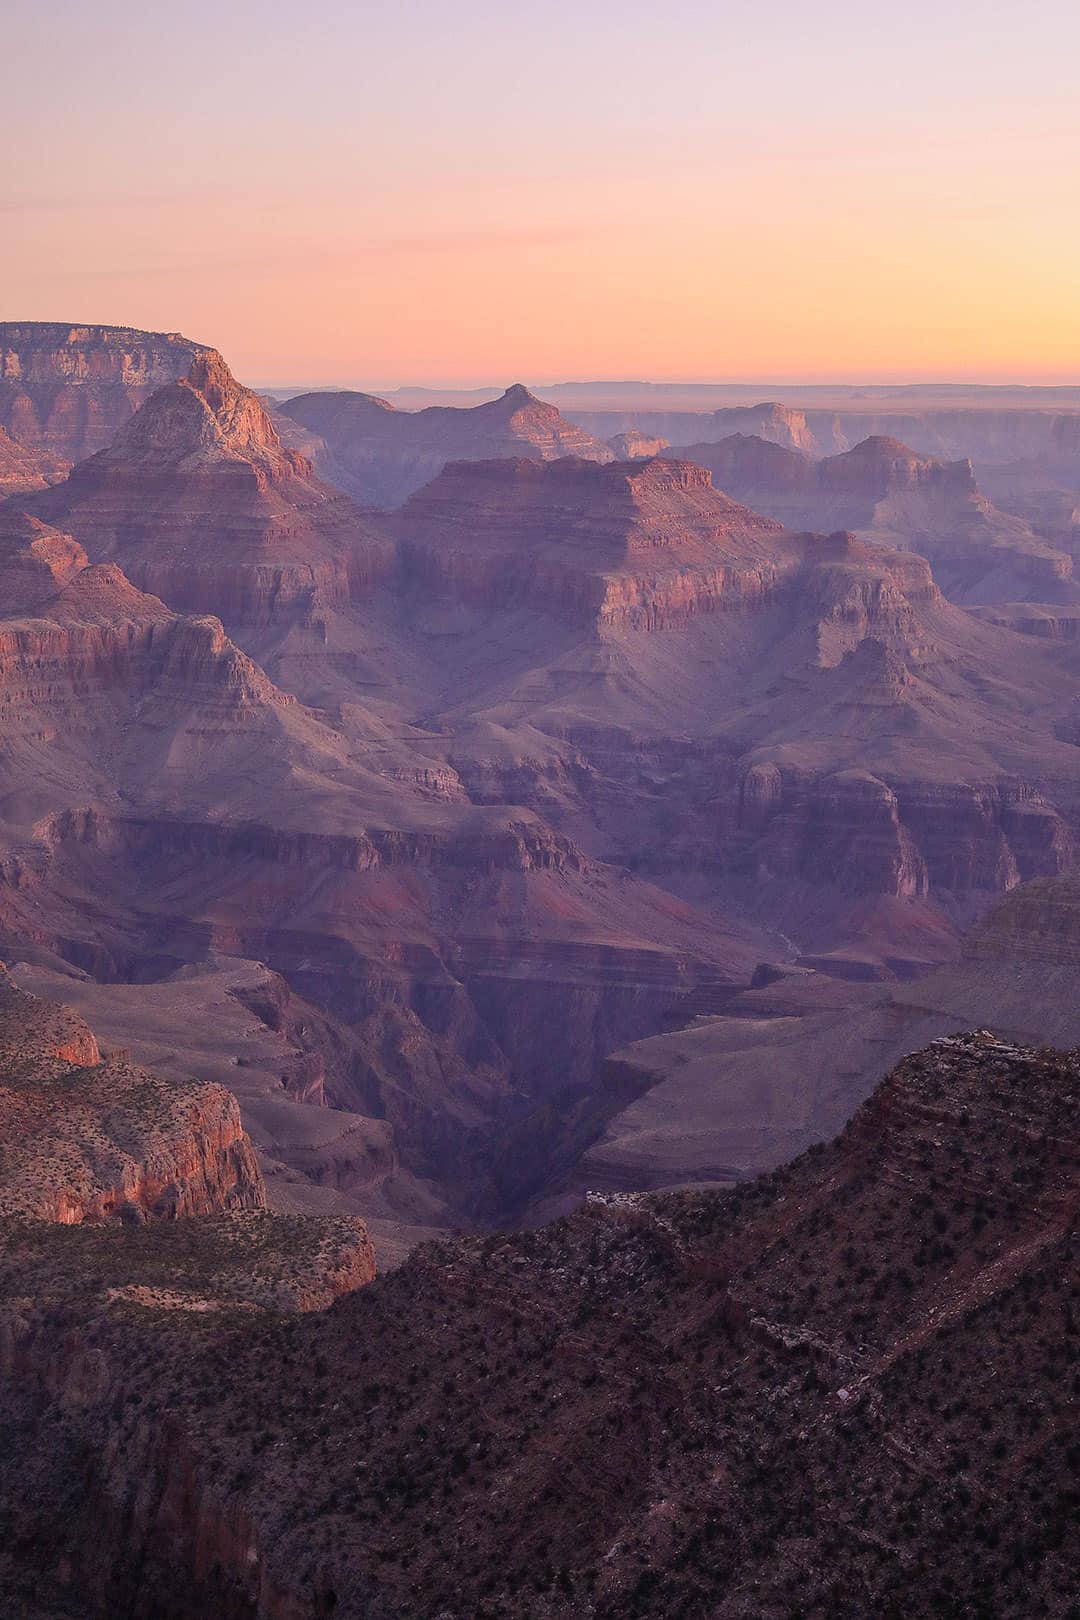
left=708, top=399, right=820, bottom=451
left=606, top=429, right=669, bottom=460
left=280, top=383, right=615, bottom=508
left=673, top=432, right=1076, bottom=604
left=0, top=322, right=210, bottom=473
left=674, top=431, right=818, bottom=495
left=27, top=349, right=396, bottom=633
left=818, top=433, right=977, bottom=500
left=0, top=560, right=293, bottom=755
left=0, top=968, right=265, bottom=1223
left=392, top=454, right=792, bottom=628
left=0, top=1034, right=1072, bottom=1619
left=0, top=423, right=54, bottom=494
left=0, top=509, right=88, bottom=611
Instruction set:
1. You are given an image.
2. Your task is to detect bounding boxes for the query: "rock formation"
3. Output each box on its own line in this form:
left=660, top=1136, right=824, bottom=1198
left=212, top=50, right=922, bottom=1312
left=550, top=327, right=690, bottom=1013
left=10, top=331, right=1080, bottom=1240
left=378, top=461, right=1080, bottom=969
left=0, top=966, right=265, bottom=1222
left=673, top=432, right=1078, bottom=603
left=606, top=428, right=669, bottom=460
left=0, top=424, right=54, bottom=495
left=566, top=859, right=1080, bottom=1204
left=0, top=322, right=209, bottom=473
left=27, top=348, right=396, bottom=643
left=571, top=398, right=1080, bottom=467
left=0, top=508, right=88, bottom=609
left=0, top=1032, right=1073, bottom=1617
left=0, top=487, right=761, bottom=1233
left=279, top=382, right=614, bottom=507
left=570, top=399, right=849, bottom=457
left=390, top=454, right=790, bottom=628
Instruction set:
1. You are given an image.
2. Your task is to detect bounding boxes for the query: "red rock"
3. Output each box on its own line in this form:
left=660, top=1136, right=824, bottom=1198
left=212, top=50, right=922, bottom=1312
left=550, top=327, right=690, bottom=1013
left=391, top=453, right=791, bottom=628
left=0, top=966, right=265, bottom=1222
left=674, top=432, right=1077, bottom=604
left=0, top=509, right=88, bottom=610
left=606, top=429, right=669, bottom=460
left=0, top=424, right=54, bottom=495
left=27, top=349, right=396, bottom=631
left=280, top=382, right=615, bottom=507
left=0, top=321, right=210, bottom=473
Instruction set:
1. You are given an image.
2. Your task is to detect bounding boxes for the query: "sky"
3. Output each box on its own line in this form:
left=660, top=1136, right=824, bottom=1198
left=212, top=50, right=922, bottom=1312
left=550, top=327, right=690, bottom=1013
left=4, top=0, right=1079, bottom=387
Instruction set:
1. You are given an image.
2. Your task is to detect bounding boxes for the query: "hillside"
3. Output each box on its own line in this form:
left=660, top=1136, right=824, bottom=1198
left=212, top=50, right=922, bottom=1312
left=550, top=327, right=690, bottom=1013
left=0, top=1031, right=1075, bottom=1617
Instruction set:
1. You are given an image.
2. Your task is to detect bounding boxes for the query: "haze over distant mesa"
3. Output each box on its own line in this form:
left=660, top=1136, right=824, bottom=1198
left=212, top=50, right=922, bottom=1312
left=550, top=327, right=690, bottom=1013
left=2, top=0, right=1080, bottom=1610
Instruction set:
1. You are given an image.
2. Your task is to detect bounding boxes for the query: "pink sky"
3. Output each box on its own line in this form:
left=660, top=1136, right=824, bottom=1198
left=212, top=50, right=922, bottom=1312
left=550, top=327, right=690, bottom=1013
left=4, top=0, right=1079, bottom=386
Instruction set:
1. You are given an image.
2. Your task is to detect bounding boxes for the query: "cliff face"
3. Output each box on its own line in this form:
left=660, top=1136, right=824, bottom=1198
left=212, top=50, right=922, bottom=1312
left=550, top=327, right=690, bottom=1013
left=816, top=433, right=977, bottom=500
left=577, top=857, right=1080, bottom=1206
left=0, top=559, right=293, bottom=759
left=383, top=463, right=1080, bottom=966
left=0, top=510, right=762, bottom=1230
left=675, top=432, right=1076, bottom=604
left=26, top=349, right=396, bottom=633
left=0, top=423, right=55, bottom=494
left=280, top=383, right=615, bottom=508
left=0, top=323, right=210, bottom=472
left=392, top=454, right=792, bottom=628
left=0, top=968, right=265, bottom=1223
left=0, top=509, right=88, bottom=611
left=0, top=1034, right=1073, bottom=1619
left=709, top=399, right=820, bottom=451
left=606, top=429, right=669, bottom=460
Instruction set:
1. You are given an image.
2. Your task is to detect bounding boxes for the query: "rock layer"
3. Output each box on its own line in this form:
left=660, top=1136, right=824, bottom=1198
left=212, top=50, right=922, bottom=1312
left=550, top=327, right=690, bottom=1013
left=28, top=348, right=395, bottom=633
left=0, top=1033, right=1073, bottom=1618
left=0, top=322, right=209, bottom=472
left=673, top=433, right=1076, bottom=603
left=391, top=454, right=791, bottom=627
left=280, top=382, right=615, bottom=507
left=0, top=967, right=265, bottom=1223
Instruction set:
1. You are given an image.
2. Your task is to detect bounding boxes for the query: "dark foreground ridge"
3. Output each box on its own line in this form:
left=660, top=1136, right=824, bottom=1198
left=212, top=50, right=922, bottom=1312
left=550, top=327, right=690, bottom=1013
left=1, top=1027, right=1076, bottom=1618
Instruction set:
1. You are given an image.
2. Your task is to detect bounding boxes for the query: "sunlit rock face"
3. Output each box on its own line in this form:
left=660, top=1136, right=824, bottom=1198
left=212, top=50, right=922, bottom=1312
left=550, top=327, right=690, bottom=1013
left=0, top=322, right=210, bottom=473
left=26, top=347, right=397, bottom=630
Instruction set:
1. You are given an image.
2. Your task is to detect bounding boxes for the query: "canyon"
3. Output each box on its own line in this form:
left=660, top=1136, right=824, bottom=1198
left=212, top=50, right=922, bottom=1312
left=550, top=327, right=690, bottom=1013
left=277, top=381, right=614, bottom=508
left=670, top=432, right=1080, bottom=604
left=4, top=326, right=1080, bottom=1243
left=0, top=324, right=1077, bottom=1618
left=0, top=322, right=208, bottom=475
left=0, top=1019, right=1073, bottom=1617
left=554, top=859, right=1080, bottom=1207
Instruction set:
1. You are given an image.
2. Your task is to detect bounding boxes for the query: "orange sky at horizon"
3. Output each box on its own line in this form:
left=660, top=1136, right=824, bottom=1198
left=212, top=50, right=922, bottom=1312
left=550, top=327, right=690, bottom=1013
left=4, top=0, right=1079, bottom=387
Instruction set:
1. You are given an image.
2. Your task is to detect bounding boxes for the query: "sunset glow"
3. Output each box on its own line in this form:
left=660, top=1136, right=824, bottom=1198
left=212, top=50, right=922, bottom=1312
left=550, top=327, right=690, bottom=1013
left=4, top=0, right=1080, bottom=385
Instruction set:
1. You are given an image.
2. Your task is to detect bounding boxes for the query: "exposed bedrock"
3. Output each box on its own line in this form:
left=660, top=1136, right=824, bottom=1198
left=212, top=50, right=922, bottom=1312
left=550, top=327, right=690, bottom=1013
left=391, top=453, right=791, bottom=628
left=0, top=322, right=210, bottom=471
left=279, top=382, right=615, bottom=508
left=0, top=968, right=266, bottom=1224
left=26, top=348, right=396, bottom=631
left=2, top=806, right=750, bottom=1220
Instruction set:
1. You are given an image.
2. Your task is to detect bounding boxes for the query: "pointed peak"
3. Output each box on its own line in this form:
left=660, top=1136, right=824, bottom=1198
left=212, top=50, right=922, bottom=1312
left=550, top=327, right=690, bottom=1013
left=97, top=347, right=291, bottom=476
left=495, top=383, right=548, bottom=413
